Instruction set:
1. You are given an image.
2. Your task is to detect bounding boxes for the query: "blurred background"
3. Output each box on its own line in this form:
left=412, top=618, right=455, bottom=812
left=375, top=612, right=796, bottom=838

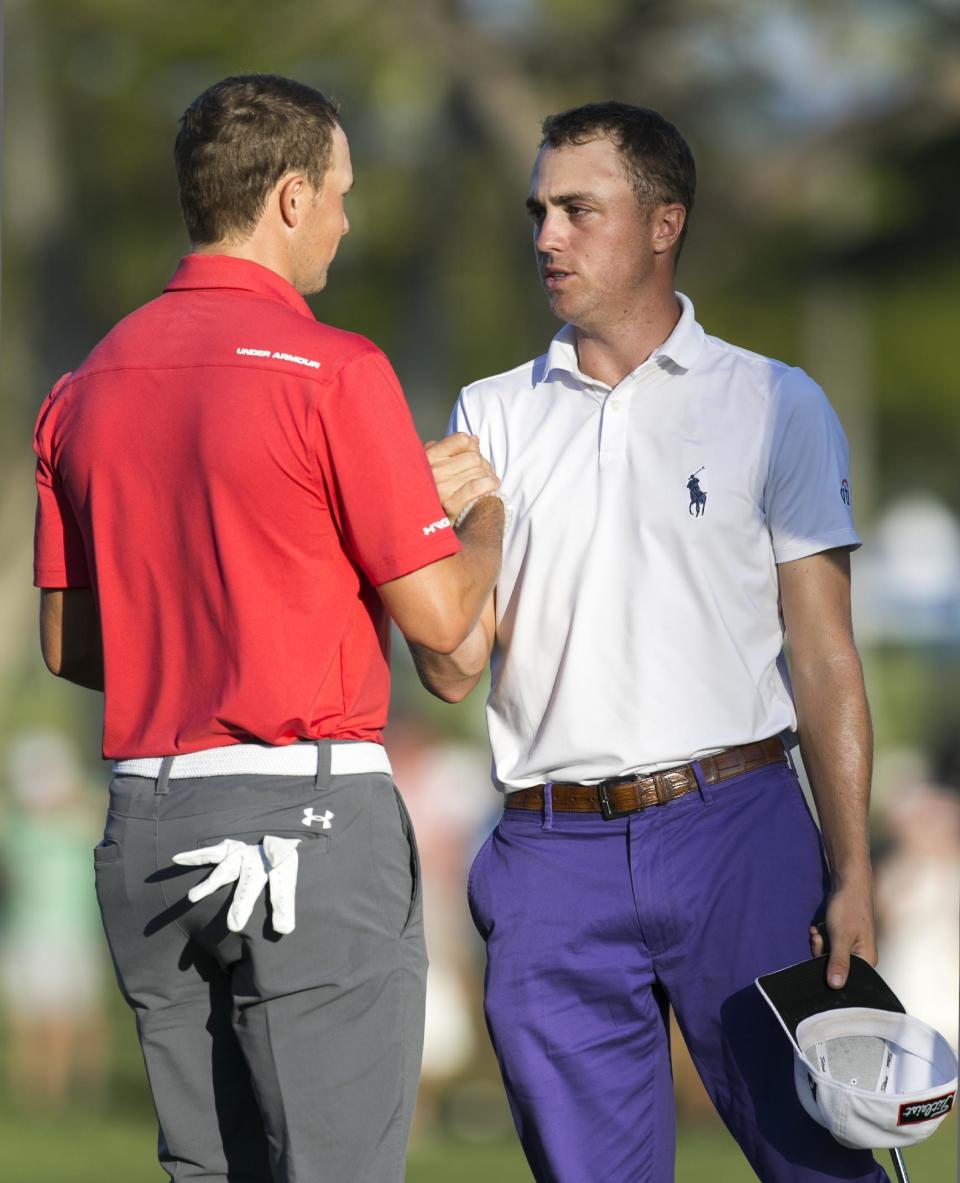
left=2, top=0, right=958, bottom=1179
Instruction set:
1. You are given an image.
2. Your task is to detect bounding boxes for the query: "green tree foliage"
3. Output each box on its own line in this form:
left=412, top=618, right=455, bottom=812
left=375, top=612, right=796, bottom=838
left=4, top=0, right=959, bottom=734
left=5, top=0, right=958, bottom=454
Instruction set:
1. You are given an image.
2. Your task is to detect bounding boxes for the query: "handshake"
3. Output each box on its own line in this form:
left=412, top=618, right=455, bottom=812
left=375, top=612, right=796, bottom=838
left=425, top=433, right=510, bottom=530
left=173, top=835, right=302, bottom=935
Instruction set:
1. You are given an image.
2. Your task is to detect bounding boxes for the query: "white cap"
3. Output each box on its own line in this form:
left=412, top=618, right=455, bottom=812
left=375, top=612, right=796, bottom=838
left=757, top=956, right=957, bottom=1150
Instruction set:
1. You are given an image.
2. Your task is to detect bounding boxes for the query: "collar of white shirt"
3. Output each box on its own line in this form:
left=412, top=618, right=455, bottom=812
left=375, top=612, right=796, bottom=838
left=537, top=291, right=706, bottom=389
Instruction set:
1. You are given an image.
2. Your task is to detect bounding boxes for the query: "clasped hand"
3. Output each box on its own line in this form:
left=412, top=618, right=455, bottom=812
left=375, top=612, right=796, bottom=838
left=424, top=433, right=500, bottom=521
left=173, top=835, right=301, bottom=934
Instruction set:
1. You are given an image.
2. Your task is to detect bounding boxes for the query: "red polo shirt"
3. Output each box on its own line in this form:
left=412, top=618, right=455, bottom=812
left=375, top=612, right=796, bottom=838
left=33, top=255, right=460, bottom=758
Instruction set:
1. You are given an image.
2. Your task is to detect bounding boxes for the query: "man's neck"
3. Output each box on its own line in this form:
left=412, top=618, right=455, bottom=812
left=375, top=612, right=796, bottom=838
left=573, top=293, right=682, bottom=389
left=193, top=236, right=297, bottom=290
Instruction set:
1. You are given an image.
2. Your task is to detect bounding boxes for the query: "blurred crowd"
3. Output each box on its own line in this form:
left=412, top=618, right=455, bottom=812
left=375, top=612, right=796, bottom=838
left=0, top=731, right=107, bottom=1110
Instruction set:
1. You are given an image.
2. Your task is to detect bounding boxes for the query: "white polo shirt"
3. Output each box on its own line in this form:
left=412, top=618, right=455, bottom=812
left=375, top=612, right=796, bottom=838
left=450, top=293, right=860, bottom=790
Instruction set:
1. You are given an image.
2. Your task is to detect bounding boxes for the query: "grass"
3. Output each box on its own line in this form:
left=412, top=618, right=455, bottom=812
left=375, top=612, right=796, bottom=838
left=0, top=1109, right=952, bottom=1181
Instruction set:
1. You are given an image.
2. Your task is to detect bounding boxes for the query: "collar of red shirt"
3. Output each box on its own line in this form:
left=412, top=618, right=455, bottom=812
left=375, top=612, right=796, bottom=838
left=164, top=254, right=314, bottom=320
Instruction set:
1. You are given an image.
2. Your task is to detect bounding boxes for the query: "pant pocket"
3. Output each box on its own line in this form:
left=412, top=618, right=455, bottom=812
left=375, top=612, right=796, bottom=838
left=93, top=839, right=122, bottom=864
left=92, top=837, right=139, bottom=1004
left=466, top=827, right=496, bottom=939
left=392, top=787, right=422, bottom=934
left=370, top=784, right=421, bottom=938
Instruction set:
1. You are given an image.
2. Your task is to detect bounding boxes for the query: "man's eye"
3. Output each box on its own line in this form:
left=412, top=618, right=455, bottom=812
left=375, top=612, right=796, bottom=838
left=568, top=206, right=590, bottom=218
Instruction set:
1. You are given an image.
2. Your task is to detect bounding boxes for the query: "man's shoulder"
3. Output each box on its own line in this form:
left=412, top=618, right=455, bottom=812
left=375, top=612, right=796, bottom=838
left=458, top=354, right=542, bottom=406
left=72, top=291, right=385, bottom=386
left=254, top=312, right=384, bottom=377
left=702, top=332, right=790, bottom=383
left=700, top=333, right=822, bottom=403
left=177, top=291, right=387, bottom=376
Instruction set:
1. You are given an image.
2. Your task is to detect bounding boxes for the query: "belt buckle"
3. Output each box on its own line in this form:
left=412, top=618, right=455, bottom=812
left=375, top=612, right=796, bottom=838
left=597, top=780, right=632, bottom=821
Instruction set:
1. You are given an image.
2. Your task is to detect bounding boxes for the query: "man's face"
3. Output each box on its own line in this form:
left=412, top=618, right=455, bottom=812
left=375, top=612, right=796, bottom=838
left=292, top=122, right=353, bottom=295
left=527, top=136, right=656, bottom=332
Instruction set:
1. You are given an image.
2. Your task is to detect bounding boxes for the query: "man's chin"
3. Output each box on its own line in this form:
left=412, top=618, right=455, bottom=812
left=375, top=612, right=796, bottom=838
left=296, top=272, right=329, bottom=297
left=545, top=291, right=576, bottom=322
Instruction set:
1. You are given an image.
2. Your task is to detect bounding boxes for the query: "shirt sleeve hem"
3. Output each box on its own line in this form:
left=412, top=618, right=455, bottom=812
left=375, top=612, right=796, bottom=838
left=773, top=529, right=861, bottom=565
left=368, top=533, right=461, bottom=586
left=33, top=568, right=92, bottom=589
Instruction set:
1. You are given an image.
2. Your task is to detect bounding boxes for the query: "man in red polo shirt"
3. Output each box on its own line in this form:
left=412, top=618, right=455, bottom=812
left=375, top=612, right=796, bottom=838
left=33, top=74, right=503, bottom=1183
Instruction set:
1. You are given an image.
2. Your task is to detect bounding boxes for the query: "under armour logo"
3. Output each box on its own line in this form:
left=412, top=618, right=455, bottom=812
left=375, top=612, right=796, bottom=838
left=302, top=808, right=334, bottom=829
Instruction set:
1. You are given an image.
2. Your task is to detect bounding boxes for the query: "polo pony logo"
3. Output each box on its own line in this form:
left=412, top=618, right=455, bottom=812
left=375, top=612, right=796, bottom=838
left=687, top=468, right=707, bottom=517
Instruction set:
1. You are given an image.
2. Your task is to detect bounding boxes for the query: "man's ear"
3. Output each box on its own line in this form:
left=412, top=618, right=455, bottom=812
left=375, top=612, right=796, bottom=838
left=652, top=203, right=685, bottom=256
left=278, top=174, right=310, bottom=230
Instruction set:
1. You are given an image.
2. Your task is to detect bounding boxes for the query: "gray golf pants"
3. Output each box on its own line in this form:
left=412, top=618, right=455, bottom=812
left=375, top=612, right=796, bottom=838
left=94, top=749, right=426, bottom=1182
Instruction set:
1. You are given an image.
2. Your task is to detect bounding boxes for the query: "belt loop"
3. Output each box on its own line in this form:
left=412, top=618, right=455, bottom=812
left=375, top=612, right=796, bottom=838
left=542, top=782, right=554, bottom=831
left=314, top=740, right=332, bottom=791
left=691, top=760, right=714, bottom=806
left=155, top=755, right=175, bottom=796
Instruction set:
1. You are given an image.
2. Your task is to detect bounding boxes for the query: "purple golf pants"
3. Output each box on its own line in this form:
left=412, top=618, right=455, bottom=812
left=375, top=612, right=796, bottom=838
left=468, top=760, right=889, bottom=1182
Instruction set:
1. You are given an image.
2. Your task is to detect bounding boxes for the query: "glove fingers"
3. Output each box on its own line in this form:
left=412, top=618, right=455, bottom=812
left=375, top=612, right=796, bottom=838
left=185, top=847, right=245, bottom=903
left=227, top=848, right=269, bottom=933
left=174, top=836, right=300, bottom=936
left=262, top=835, right=301, bottom=869
left=172, top=840, right=233, bottom=867
left=268, top=847, right=300, bottom=935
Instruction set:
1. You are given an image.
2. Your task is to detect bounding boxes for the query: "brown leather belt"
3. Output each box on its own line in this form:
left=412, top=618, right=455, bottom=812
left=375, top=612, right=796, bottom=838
left=504, top=738, right=787, bottom=820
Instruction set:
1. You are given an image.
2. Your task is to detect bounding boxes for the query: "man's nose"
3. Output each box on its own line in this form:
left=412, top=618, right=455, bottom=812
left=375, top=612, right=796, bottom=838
left=535, top=212, right=565, bottom=254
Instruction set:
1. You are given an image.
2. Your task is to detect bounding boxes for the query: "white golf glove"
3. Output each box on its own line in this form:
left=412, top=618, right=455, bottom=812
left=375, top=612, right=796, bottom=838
left=172, top=835, right=301, bottom=934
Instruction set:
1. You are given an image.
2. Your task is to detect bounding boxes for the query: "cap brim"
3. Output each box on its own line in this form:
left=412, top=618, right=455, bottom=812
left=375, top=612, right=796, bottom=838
left=756, top=954, right=905, bottom=1044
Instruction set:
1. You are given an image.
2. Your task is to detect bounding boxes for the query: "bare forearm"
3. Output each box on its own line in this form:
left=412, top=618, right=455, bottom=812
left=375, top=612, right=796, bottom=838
left=445, top=497, right=502, bottom=636
left=40, top=589, right=105, bottom=692
left=409, top=500, right=500, bottom=699
left=402, top=432, right=501, bottom=694
left=779, top=549, right=877, bottom=983
left=792, top=649, right=873, bottom=880
left=379, top=496, right=503, bottom=654
left=794, top=646, right=880, bottom=983
left=410, top=616, right=491, bottom=702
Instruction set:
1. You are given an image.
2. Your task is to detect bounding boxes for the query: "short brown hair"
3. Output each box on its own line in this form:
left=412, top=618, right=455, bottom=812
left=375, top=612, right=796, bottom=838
left=175, top=74, right=340, bottom=246
left=540, top=101, right=696, bottom=252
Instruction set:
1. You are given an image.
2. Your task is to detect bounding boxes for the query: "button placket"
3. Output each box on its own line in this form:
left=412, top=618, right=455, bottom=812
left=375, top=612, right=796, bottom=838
left=598, top=367, right=661, bottom=460
left=598, top=389, right=626, bottom=459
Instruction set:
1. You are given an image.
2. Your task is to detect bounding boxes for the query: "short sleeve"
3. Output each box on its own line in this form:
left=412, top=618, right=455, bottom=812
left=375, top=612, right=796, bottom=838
left=33, top=377, right=91, bottom=589
left=316, top=349, right=460, bottom=585
left=765, top=367, right=860, bottom=565
left=447, top=393, right=474, bottom=437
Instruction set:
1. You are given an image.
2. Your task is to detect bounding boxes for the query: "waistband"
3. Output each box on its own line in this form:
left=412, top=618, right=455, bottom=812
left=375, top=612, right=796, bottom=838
left=505, top=738, right=787, bottom=820
left=112, top=741, right=392, bottom=780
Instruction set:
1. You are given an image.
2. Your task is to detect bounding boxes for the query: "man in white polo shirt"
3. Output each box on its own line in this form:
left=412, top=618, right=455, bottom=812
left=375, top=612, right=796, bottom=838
left=414, top=103, right=889, bottom=1181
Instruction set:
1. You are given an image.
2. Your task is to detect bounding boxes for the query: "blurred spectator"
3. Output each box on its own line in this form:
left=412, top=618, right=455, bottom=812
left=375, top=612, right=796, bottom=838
left=386, top=717, right=497, bottom=1133
left=873, top=747, right=960, bottom=1052
left=0, top=730, right=108, bottom=1109
left=671, top=1011, right=718, bottom=1125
